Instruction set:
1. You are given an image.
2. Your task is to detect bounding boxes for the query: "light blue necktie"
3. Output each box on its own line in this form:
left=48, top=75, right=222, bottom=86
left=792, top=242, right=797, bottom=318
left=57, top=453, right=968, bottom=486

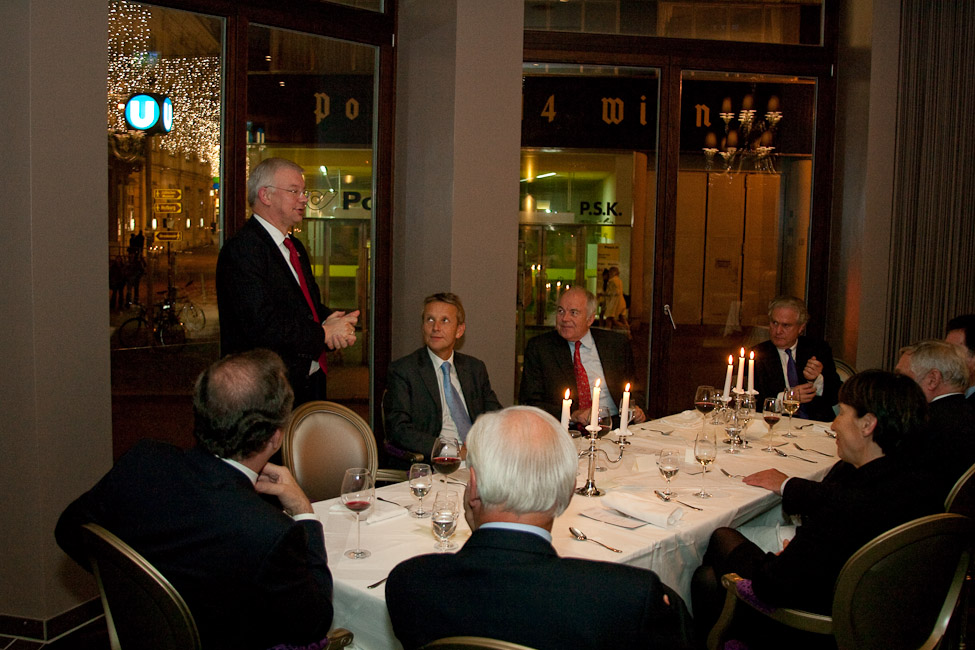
left=441, top=361, right=472, bottom=442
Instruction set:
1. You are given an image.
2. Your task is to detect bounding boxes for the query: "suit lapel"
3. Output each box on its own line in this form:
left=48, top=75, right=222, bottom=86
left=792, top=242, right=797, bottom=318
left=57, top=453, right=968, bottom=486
left=417, top=349, right=443, bottom=415
left=454, top=354, right=477, bottom=413
left=247, top=217, right=308, bottom=308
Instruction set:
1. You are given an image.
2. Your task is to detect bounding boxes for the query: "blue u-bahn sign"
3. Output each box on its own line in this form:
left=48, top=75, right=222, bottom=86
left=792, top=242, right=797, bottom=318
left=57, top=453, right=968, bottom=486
left=124, top=93, right=173, bottom=135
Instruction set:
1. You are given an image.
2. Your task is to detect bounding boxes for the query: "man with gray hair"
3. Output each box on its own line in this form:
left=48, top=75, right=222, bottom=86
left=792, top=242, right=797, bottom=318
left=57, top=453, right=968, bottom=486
left=217, top=157, right=359, bottom=407
left=895, top=338, right=975, bottom=496
left=752, top=295, right=840, bottom=421
left=946, top=313, right=975, bottom=399
left=385, top=406, right=693, bottom=650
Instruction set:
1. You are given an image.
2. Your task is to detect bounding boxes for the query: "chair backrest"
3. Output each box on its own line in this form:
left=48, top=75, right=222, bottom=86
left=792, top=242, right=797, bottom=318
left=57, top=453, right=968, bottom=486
left=283, top=400, right=378, bottom=502
left=421, top=637, right=538, bottom=650
left=946, top=463, right=975, bottom=516
left=831, top=513, right=973, bottom=650
left=81, top=523, right=201, bottom=650
left=833, top=358, right=857, bottom=383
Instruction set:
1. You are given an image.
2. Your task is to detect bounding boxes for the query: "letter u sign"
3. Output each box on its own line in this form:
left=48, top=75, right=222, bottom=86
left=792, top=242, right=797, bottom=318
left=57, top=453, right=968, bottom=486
left=125, top=93, right=173, bottom=134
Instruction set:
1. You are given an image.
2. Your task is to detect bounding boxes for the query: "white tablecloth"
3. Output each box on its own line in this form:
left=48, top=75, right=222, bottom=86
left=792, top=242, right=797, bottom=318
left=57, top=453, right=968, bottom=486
left=316, top=413, right=837, bottom=650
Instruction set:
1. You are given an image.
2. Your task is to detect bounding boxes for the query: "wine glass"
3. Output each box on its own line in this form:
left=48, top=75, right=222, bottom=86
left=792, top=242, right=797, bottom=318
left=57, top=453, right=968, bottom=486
left=694, top=385, right=717, bottom=438
left=430, top=435, right=462, bottom=487
left=657, top=448, right=682, bottom=497
left=736, top=395, right=755, bottom=447
left=431, top=490, right=460, bottom=552
left=723, top=409, right=742, bottom=454
left=408, top=463, right=433, bottom=518
left=694, top=428, right=717, bottom=498
left=340, top=467, right=375, bottom=559
left=762, top=397, right=781, bottom=452
left=781, top=387, right=800, bottom=438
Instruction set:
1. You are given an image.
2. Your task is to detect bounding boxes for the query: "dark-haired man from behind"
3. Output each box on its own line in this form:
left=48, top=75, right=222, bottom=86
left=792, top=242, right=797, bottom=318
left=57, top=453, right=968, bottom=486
left=56, top=349, right=333, bottom=650
left=946, top=313, right=975, bottom=399
left=386, top=406, right=694, bottom=650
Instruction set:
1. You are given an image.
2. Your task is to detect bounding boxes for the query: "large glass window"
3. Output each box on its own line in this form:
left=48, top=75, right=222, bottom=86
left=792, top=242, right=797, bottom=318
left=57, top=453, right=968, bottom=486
left=108, top=0, right=223, bottom=455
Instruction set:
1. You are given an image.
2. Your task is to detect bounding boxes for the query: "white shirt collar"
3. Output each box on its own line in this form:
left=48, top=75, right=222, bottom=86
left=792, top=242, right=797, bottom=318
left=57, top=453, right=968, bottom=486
left=479, top=521, right=552, bottom=543
left=253, top=213, right=287, bottom=247
left=220, top=457, right=258, bottom=485
left=427, top=347, right=455, bottom=369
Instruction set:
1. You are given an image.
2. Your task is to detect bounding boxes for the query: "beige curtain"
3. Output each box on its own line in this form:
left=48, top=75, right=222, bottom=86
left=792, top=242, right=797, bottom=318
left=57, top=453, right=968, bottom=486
left=885, top=0, right=975, bottom=364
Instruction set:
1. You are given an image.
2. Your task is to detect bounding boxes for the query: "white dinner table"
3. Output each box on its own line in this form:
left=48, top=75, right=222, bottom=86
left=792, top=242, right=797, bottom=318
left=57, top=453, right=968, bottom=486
left=315, top=412, right=838, bottom=650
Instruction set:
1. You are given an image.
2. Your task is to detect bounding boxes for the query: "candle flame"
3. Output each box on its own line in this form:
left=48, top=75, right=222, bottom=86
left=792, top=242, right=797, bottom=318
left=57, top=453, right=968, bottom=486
left=739, top=347, right=745, bottom=357
left=625, top=382, right=631, bottom=391
left=564, top=388, right=571, bottom=399
left=750, top=351, right=755, bottom=360
left=728, top=355, right=733, bottom=364
left=595, top=378, right=601, bottom=387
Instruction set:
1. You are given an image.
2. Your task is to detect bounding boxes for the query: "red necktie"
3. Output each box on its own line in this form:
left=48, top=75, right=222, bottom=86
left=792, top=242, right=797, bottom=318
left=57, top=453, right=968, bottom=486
left=574, top=340, right=592, bottom=410
left=284, top=237, right=327, bottom=373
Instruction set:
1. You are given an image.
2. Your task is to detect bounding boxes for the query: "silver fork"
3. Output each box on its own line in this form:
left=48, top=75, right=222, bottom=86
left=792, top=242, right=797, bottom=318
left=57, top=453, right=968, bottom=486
left=720, top=468, right=745, bottom=479
left=793, top=442, right=833, bottom=458
left=773, top=447, right=817, bottom=463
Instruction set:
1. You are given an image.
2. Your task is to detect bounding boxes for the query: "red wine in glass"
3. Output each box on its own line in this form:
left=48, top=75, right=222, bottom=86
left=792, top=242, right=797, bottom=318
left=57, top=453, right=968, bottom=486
left=695, top=400, right=717, bottom=414
left=430, top=435, right=462, bottom=486
left=432, top=456, right=461, bottom=475
left=344, top=500, right=372, bottom=513
left=763, top=414, right=781, bottom=427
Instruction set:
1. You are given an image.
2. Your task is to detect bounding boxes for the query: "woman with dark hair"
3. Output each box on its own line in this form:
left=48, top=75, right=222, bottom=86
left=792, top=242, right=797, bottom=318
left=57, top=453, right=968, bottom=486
left=692, top=370, right=941, bottom=643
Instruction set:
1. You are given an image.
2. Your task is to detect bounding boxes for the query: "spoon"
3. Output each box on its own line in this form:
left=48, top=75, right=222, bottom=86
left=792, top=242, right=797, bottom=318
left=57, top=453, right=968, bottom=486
left=568, top=527, right=622, bottom=553
left=773, top=447, right=817, bottom=463
left=793, top=442, right=833, bottom=457
left=654, top=489, right=704, bottom=511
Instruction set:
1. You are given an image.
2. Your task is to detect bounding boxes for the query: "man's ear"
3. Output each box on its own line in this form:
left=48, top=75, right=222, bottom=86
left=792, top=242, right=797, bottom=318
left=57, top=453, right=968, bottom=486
left=267, top=428, right=284, bottom=454
left=922, top=369, right=943, bottom=392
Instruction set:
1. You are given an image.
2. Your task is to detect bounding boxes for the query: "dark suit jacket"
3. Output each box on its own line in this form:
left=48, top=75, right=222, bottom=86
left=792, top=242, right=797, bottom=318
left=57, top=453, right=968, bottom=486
left=216, top=216, right=332, bottom=392
left=728, top=455, right=940, bottom=613
left=519, top=327, right=644, bottom=420
left=924, top=394, right=975, bottom=499
left=386, top=528, right=695, bottom=650
left=752, top=337, right=841, bottom=422
left=55, top=440, right=333, bottom=650
left=384, top=347, right=503, bottom=456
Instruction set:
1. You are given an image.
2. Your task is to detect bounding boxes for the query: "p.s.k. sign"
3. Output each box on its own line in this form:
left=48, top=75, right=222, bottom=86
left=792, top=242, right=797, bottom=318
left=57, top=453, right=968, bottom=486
left=124, top=93, right=173, bottom=135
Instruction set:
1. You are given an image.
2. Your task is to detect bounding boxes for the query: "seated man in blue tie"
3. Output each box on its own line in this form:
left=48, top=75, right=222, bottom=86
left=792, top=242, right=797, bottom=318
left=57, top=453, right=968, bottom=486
left=752, top=295, right=841, bottom=421
left=385, top=406, right=695, bottom=650
left=383, top=292, right=503, bottom=461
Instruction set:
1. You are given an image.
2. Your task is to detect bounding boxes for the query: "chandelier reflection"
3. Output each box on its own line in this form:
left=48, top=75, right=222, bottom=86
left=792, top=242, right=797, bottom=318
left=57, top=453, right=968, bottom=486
left=703, top=94, right=782, bottom=176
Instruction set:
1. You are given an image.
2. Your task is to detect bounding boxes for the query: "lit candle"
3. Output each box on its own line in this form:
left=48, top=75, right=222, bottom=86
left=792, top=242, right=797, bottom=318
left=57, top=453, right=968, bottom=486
left=735, top=347, right=746, bottom=391
left=589, top=379, right=601, bottom=428
left=722, top=355, right=734, bottom=399
left=561, top=389, right=571, bottom=430
left=748, top=351, right=755, bottom=393
left=620, top=383, right=631, bottom=435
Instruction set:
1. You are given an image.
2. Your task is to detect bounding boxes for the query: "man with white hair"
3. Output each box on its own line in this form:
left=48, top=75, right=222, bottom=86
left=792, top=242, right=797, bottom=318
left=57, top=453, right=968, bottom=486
left=946, top=313, right=975, bottom=399
left=895, top=338, right=975, bottom=495
left=385, top=406, right=693, bottom=650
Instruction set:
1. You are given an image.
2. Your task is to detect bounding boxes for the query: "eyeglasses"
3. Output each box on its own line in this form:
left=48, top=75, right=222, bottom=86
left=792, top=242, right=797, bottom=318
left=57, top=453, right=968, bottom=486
left=265, top=186, right=309, bottom=198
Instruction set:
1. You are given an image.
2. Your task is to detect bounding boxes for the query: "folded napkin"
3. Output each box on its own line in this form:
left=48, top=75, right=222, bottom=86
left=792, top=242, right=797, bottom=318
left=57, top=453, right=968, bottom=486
left=329, top=499, right=408, bottom=525
left=603, top=491, right=683, bottom=528
left=658, top=410, right=702, bottom=429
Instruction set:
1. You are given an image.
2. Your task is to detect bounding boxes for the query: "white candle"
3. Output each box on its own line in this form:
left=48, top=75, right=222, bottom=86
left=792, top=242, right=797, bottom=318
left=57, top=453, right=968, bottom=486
left=589, top=379, right=601, bottom=428
left=748, top=351, right=755, bottom=393
left=722, top=355, right=733, bottom=399
left=735, top=347, right=746, bottom=391
left=561, top=389, right=572, bottom=430
left=620, top=383, right=631, bottom=435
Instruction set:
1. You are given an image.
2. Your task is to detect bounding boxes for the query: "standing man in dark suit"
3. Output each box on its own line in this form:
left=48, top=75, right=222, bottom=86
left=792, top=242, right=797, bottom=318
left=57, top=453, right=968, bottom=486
left=752, top=295, right=840, bottom=422
left=519, top=286, right=645, bottom=428
left=384, top=292, right=503, bottom=459
left=217, top=157, right=358, bottom=406
left=385, top=406, right=694, bottom=650
left=946, top=313, right=975, bottom=399
left=55, top=350, right=334, bottom=650
left=895, top=338, right=975, bottom=497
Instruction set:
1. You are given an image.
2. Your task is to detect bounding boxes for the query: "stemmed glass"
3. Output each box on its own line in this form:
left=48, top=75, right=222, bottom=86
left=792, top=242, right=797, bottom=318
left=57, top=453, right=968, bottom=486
left=657, top=448, right=682, bottom=497
left=694, top=428, right=718, bottom=498
left=431, top=490, right=460, bottom=552
left=408, top=463, right=433, bottom=518
left=430, top=435, right=462, bottom=487
left=723, top=409, right=743, bottom=454
left=762, top=397, right=781, bottom=452
left=694, top=386, right=717, bottom=438
left=781, top=387, right=800, bottom=437
left=340, top=467, right=375, bottom=559
left=736, top=395, right=755, bottom=448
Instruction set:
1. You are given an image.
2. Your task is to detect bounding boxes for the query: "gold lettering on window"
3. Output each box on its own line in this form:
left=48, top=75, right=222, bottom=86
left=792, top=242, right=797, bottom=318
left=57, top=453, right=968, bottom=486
left=695, top=104, right=711, bottom=128
left=541, top=94, right=556, bottom=123
left=314, top=93, right=331, bottom=124
left=601, top=98, right=624, bottom=125
left=345, top=98, right=360, bottom=121
left=640, top=95, right=647, bottom=126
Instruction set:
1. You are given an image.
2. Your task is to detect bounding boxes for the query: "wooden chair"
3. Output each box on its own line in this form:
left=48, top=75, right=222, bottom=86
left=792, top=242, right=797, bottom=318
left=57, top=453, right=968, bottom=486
left=420, top=637, right=538, bottom=650
left=707, top=513, right=974, bottom=650
left=833, top=358, right=857, bottom=384
left=81, top=523, right=202, bottom=650
left=283, top=400, right=406, bottom=502
left=82, top=523, right=355, bottom=650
